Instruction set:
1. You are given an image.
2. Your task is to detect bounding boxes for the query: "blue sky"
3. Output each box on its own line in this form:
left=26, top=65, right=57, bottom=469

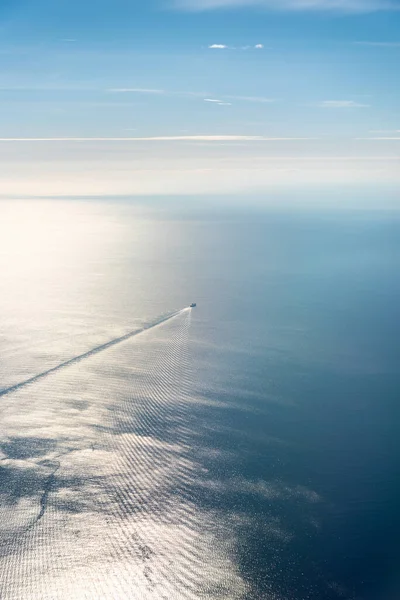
left=0, top=0, right=399, bottom=199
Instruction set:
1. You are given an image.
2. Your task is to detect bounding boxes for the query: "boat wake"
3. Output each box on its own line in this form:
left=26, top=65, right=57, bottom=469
left=0, top=308, right=187, bottom=398
left=0, top=305, right=249, bottom=599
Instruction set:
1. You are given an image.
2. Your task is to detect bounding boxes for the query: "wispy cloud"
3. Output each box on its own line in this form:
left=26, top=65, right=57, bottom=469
left=0, top=136, right=316, bottom=142
left=369, top=129, right=400, bottom=133
left=356, top=136, right=400, bottom=140
left=106, top=88, right=275, bottom=106
left=107, top=88, right=274, bottom=106
left=317, top=100, right=370, bottom=108
left=174, top=0, right=398, bottom=13
left=354, top=41, right=400, bottom=47
left=227, top=95, right=275, bottom=103
left=208, top=43, right=265, bottom=50
left=204, top=98, right=232, bottom=105
left=108, top=88, right=166, bottom=94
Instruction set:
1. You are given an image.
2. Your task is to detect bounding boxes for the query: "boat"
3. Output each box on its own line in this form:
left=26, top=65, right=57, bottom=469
left=189, top=303, right=196, bottom=308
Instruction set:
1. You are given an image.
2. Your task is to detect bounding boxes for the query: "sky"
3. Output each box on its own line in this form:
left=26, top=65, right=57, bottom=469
left=0, top=0, right=399, bottom=201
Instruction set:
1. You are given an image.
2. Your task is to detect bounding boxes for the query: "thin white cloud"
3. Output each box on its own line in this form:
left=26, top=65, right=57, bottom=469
left=317, top=100, right=370, bottom=108
left=0, top=136, right=316, bottom=142
left=235, top=156, right=400, bottom=160
left=240, top=44, right=265, bottom=49
left=208, top=43, right=266, bottom=51
left=108, top=88, right=166, bottom=94
left=204, top=98, right=232, bottom=105
left=174, top=0, right=399, bottom=13
left=356, top=137, right=400, bottom=140
left=227, top=95, right=275, bottom=103
left=106, top=88, right=274, bottom=104
left=369, top=129, right=400, bottom=133
left=354, top=41, right=400, bottom=47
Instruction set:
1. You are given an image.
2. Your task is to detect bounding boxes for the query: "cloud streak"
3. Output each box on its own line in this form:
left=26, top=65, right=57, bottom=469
left=108, top=88, right=166, bottom=94
left=0, top=136, right=316, bottom=142
left=204, top=98, right=232, bottom=105
left=174, top=0, right=398, bottom=12
left=369, top=130, right=400, bottom=134
left=106, top=88, right=275, bottom=105
left=208, top=43, right=265, bottom=50
left=227, top=95, right=275, bottom=103
left=204, top=98, right=232, bottom=106
left=354, top=41, right=400, bottom=47
left=317, top=100, right=370, bottom=108
left=357, top=137, right=400, bottom=140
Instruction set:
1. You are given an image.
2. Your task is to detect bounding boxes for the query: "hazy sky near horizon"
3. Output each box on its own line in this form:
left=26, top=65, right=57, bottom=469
left=0, top=0, right=399, bottom=199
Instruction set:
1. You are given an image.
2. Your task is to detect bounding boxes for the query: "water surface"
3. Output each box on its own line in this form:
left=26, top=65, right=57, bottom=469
left=0, top=199, right=399, bottom=599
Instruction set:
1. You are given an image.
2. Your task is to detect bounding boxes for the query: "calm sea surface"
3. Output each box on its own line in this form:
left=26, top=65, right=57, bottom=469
left=0, top=199, right=399, bottom=599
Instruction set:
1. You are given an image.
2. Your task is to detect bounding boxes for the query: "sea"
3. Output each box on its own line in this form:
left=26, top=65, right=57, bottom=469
left=0, top=198, right=399, bottom=600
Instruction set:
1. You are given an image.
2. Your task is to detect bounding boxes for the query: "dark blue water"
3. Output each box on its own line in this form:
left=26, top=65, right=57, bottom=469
left=0, top=200, right=399, bottom=599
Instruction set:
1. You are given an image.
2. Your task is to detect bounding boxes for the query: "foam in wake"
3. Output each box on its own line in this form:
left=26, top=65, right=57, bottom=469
left=0, top=308, right=187, bottom=398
